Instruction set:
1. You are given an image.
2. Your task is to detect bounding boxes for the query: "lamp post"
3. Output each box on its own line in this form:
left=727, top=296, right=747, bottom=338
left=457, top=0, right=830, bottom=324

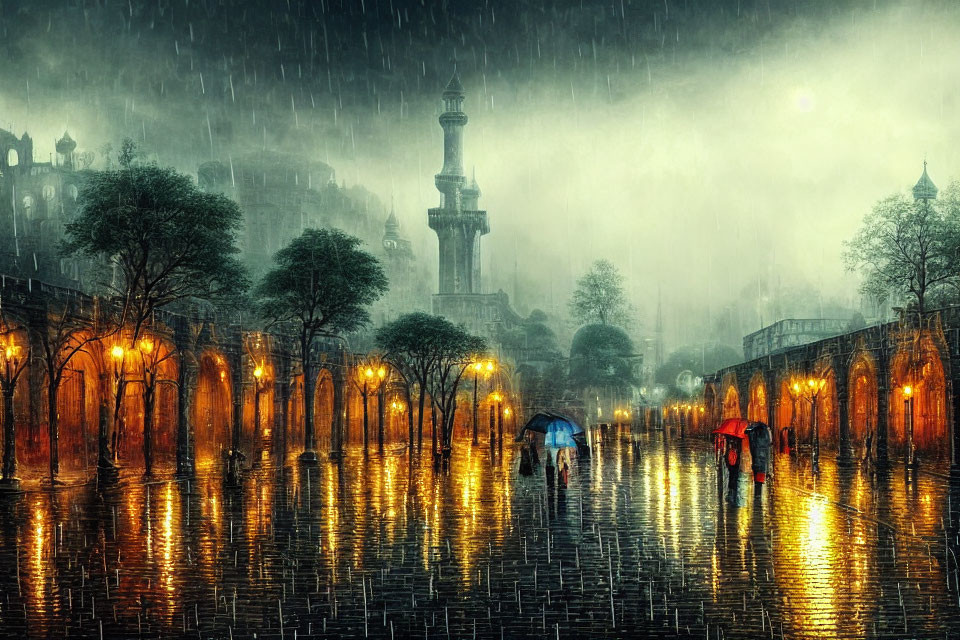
left=362, top=367, right=372, bottom=451
left=376, top=365, right=387, bottom=452
left=0, top=335, right=25, bottom=488
left=471, top=360, right=494, bottom=445
left=252, top=364, right=270, bottom=460
left=110, top=344, right=126, bottom=464
left=803, top=376, right=826, bottom=474
left=904, top=384, right=915, bottom=469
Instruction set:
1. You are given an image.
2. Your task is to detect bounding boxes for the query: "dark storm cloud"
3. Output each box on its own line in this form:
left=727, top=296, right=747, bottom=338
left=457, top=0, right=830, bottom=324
left=1, top=0, right=958, bottom=348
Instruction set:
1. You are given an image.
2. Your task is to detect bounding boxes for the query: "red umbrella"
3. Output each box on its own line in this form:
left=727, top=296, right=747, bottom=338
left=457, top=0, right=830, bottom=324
left=712, top=418, right=750, bottom=440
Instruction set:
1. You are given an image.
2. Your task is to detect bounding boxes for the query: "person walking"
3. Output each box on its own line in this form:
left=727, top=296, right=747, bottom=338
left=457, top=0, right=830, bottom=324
left=746, top=421, right=772, bottom=497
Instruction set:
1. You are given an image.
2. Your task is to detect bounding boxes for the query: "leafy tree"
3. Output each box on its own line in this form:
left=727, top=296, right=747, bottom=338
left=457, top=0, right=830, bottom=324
left=376, top=312, right=440, bottom=451
left=64, top=163, right=249, bottom=473
left=568, top=324, right=638, bottom=392
left=256, top=228, right=387, bottom=461
left=425, top=320, right=486, bottom=458
left=30, top=298, right=119, bottom=483
left=569, top=259, right=631, bottom=326
left=843, top=191, right=960, bottom=316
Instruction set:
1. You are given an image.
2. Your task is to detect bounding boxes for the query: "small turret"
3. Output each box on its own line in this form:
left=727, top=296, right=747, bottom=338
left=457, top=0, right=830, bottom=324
left=913, top=161, right=938, bottom=201
left=56, top=131, right=77, bottom=170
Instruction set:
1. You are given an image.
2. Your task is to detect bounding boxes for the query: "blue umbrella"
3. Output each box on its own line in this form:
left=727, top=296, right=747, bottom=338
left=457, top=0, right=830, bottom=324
left=517, top=412, right=585, bottom=449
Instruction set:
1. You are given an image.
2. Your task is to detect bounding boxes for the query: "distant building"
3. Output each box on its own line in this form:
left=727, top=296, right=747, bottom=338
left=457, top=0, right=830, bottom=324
left=199, top=152, right=427, bottom=323
left=743, top=319, right=850, bottom=360
left=0, top=129, right=89, bottom=285
left=198, top=153, right=383, bottom=274
left=427, top=68, right=522, bottom=338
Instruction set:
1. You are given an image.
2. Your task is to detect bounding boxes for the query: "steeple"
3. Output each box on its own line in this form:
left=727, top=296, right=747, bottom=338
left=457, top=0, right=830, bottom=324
left=913, top=160, right=938, bottom=201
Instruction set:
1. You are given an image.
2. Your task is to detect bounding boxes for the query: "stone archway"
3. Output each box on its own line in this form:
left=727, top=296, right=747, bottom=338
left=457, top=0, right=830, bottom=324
left=702, top=383, right=718, bottom=434
left=776, top=379, right=797, bottom=449
left=192, top=349, right=233, bottom=468
left=721, top=377, right=740, bottom=419
left=815, top=367, right=839, bottom=448
left=890, top=332, right=948, bottom=461
left=57, top=345, right=100, bottom=473
left=848, top=351, right=878, bottom=455
left=242, top=359, right=275, bottom=462
left=747, top=372, right=768, bottom=424
left=313, top=368, right=335, bottom=453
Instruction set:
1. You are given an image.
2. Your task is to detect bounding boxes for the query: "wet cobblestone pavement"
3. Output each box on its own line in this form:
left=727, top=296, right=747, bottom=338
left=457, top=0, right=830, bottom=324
left=2, top=428, right=960, bottom=638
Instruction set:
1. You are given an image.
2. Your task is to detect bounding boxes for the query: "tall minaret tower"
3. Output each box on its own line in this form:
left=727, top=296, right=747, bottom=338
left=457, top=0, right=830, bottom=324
left=428, top=67, right=489, bottom=295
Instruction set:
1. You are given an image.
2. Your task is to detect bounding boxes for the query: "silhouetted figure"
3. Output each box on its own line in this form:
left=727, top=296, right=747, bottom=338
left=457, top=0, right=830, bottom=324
left=746, top=421, right=772, bottom=497
left=519, top=446, right=533, bottom=476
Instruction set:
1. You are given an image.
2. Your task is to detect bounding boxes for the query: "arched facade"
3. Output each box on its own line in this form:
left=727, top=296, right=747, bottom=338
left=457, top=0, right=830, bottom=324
left=313, top=369, right=335, bottom=452
left=721, top=374, right=740, bottom=419
left=889, top=332, right=948, bottom=461
left=815, top=367, right=839, bottom=447
left=848, top=351, right=878, bottom=452
left=747, top=372, right=768, bottom=424
left=192, top=349, right=233, bottom=469
left=702, top=383, right=718, bottom=434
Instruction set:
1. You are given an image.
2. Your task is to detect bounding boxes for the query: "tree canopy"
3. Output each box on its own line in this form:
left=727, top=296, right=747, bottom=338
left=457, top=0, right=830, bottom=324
left=63, top=163, right=249, bottom=337
left=568, top=323, right=638, bottom=391
left=256, top=227, right=387, bottom=458
left=256, top=228, right=388, bottom=337
left=569, top=259, right=631, bottom=327
left=843, top=188, right=960, bottom=315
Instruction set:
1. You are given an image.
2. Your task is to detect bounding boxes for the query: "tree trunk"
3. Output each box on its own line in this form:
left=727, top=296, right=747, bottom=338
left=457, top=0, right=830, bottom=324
left=377, top=385, right=385, bottom=452
left=97, top=371, right=113, bottom=469
left=362, top=386, right=369, bottom=452
left=176, top=354, right=192, bottom=476
left=2, top=387, right=16, bottom=481
left=430, top=403, right=437, bottom=456
left=417, top=387, right=425, bottom=451
left=303, top=360, right=316, bottom=454
left=48, top=381, right=59, bottom=483
left=143, top=380, right=155, bottom=476
left=405, top=384, right=414, bottom=451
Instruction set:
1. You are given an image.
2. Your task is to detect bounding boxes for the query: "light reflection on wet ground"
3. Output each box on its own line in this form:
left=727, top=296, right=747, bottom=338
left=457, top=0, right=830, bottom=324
left=1, top=428, right=959, bottom=638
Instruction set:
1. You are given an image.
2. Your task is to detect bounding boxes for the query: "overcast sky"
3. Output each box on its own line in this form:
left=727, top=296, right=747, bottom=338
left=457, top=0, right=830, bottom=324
left=1, top=0, right=957, bottom=349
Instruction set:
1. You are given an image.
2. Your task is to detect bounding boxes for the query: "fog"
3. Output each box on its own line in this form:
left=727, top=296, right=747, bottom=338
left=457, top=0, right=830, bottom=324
left=2, top=0, right=959, bottom=352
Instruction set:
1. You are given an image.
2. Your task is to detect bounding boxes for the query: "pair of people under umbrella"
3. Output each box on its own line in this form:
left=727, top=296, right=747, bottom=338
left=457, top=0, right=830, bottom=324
left=716, top=419, right=772, bottom=502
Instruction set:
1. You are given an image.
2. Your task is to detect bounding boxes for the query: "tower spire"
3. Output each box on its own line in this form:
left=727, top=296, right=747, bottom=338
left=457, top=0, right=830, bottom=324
left=913, top=160, right=938, bottom=201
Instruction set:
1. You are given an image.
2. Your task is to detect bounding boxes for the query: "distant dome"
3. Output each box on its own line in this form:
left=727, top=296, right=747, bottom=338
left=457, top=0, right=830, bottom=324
left=913, top=161, right=938, bottom=201
left=56, top=131, right=76, bottom=155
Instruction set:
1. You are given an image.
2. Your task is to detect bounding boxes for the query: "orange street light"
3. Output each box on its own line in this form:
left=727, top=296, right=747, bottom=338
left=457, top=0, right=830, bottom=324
left=111, top=345, right=125, bottom=360
left=253, top=366, right=264, bottom=379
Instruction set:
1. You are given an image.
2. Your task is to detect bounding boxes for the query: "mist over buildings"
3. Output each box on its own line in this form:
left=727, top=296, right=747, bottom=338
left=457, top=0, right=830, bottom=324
left=2, top=0, right=958, bottom=354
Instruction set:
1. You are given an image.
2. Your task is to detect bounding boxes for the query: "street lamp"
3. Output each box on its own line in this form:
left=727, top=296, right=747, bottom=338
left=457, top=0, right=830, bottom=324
left=471, top=359, right=494, bottom=445
left=252, top=364, right=269, bottom=457
left=904, top=384, right=915, bottom=469
left=109, top=344, right=127, bottom=464
left=0, top=335, right=25, bottom=487
left=803, top=375, right=827, bottom=474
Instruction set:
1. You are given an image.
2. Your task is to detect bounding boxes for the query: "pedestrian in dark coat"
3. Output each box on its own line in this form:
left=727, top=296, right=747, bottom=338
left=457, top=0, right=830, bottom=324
left=746, top=421, right=772, bottom=495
